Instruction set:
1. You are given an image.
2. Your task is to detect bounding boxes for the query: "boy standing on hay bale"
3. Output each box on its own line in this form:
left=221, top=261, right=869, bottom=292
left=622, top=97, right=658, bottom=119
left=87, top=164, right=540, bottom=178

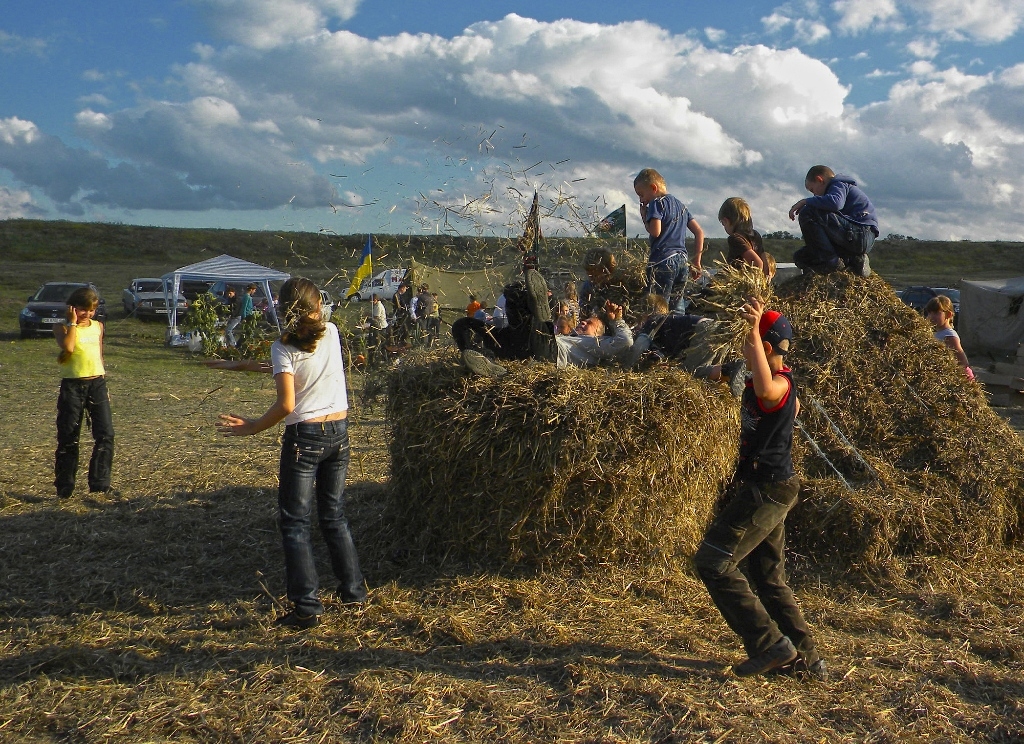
left=693, top=299, right=825, bottom=681
left=788, top=165, right=878, bottom=278
left=634, top=168, right=705, bottom=311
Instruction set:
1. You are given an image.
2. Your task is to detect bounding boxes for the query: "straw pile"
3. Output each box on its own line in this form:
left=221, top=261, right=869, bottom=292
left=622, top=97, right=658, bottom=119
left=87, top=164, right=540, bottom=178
left=775, top=272, right=1024, bottom=571
left=385, top=356, right=739, bottom=567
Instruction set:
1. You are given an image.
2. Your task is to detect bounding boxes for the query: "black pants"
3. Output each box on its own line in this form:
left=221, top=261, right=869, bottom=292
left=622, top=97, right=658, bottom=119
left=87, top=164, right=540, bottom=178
left=693, top=477, right=817, bottom=662
left=451, top=316, right=531, bottom=361
left=55, top=376, right=115, bottom=494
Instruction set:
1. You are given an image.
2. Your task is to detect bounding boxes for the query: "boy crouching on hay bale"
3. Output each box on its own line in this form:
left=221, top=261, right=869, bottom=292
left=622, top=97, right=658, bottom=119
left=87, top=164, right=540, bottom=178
left=693, top=299, right=825, bottom=681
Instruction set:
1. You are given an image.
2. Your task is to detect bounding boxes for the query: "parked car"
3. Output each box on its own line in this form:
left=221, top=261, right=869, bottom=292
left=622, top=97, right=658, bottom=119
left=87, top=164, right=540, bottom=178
left=178, top=280, right=217, bottom=302
left=19, top=282, right=107, bottom=338
left=348, top=268, right=408, bottom=302
left=319, top=290, right=335, bottom=322
left=122, top=278, right=188, bottom=320
left=898, top=286, right=960, bottom=325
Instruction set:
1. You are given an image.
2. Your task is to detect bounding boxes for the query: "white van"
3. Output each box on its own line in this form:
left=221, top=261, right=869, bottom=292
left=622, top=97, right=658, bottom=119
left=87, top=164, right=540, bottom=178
left=349, top=268, right=408, bottom=302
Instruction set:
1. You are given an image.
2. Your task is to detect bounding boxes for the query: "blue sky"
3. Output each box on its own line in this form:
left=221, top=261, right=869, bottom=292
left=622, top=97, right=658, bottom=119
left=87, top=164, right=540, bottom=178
left=2, top=0, right=1023, bottom=240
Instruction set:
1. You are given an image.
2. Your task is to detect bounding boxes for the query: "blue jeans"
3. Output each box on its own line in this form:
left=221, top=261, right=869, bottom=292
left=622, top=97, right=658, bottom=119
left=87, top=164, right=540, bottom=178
left=646, top=252, right=688, bottom=312
left=278, top=419, right=366, bottom=615
left=693, top=476, right=817, bottom=663
left=55, top=376, right=114, bottom=495
left=795, top=207, right=876, bottom=272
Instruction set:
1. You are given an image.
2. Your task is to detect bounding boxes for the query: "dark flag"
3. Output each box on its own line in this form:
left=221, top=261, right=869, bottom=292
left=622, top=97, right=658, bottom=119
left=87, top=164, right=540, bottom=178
left=517, top=191, right=542, bottom=271
left=595, top=204, right=626, bottom=237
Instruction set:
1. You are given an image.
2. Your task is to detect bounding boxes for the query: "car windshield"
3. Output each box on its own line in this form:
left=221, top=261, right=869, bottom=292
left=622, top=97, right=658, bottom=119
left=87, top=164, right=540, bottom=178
left=34, top=284, right=82, bottom=302
left=137, top=281, right=164, bottom=292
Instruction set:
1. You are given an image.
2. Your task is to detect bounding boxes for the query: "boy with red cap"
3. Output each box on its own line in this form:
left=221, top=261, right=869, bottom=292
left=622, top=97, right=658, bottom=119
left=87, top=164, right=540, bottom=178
left=693, top=299, right=825, bottom=681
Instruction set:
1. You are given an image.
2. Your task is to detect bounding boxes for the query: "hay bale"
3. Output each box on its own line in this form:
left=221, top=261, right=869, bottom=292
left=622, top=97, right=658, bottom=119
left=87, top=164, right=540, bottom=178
left=383, top=272, right=1024, bottom=575
left=777, top=272, right=1024, bottom=570
left=385, top=358, right=739, bottom=567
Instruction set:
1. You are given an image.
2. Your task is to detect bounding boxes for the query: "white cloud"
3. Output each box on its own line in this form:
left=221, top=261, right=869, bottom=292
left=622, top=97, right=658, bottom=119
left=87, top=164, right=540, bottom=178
left=82, top=69, right=106, bottom=82
left=3, top=14, right=1024, bottom=239
left=77, top=93, right=112, bottom=107
left=188, top=96, right=242, bottom=127
left=0, top=117, right=38, bottom=145
left=705, top=27, right=726, bottom=44
left=833, top=0, right=902, bottom=33
left=0, top=186, right=41, bottom=218
left=907, top=0, right=1024, bottom=43
left=906, top=38, right=941, bottom=58
left=75, top=110, right=113, bottom=131
left=793, top=18, right=832, bottom=43
left=190, top=0, right=362, bottom=49
left=0, top=29, right=46, bottom=56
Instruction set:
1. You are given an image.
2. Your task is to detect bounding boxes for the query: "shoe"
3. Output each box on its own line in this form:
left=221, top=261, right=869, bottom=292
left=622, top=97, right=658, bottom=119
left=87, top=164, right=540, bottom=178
left=847, top=254, right=871, bottom=277
left=274, top=610, right=320, bottom=629
left=732, top=636, right=798, bottom=677
left=57, top=488, right=74, bottom=499
left=774, top=654, right=828, bottom=682
left=462, top=349, right=507, bottom=378
left=524, top=269, right=551, bottom=324
left=721, top=359, right=747, bottom=398
left=337, top=585, right=368, bottom=604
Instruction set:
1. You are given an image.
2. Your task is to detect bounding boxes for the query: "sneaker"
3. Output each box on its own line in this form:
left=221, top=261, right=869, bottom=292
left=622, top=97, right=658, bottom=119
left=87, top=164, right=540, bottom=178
left=57, top=488, right=74, bottom=499
left=274, top=610, right=320, bottom=629
left=732, top=636, right=798, bottom=678
left=722, top=359, right=747, bottom=398
left=524, top=269, right=551, bottom=324
left=775, top=655, right=828, bottom=682
left=461, top=349, right=507, bottom=378
left=846, top=254, right=871, bottom=277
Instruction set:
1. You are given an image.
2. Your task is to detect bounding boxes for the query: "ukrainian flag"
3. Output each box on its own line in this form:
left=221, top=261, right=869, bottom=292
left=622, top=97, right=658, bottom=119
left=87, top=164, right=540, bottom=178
left=346, top=234, right=373, bottom=299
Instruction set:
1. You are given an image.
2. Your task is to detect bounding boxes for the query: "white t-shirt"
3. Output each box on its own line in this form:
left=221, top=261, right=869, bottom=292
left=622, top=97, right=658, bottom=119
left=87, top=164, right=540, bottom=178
left=271, top=322, right=349, bottom=425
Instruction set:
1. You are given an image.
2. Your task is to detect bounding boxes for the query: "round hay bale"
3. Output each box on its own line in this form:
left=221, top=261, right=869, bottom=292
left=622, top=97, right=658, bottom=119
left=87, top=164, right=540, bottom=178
left=777, top=272, right=1024, bottom=570
left=384, top=357, right=739, bottom=568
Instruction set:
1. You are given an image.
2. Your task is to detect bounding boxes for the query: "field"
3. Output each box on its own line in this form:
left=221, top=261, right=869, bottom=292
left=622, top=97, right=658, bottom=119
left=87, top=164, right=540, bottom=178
left=1, top=223, right=1024, bottom=742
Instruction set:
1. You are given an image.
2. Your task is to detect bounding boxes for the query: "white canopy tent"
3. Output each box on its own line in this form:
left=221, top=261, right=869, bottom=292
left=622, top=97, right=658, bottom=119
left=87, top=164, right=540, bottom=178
left=161, top=254, right=291, bottom=341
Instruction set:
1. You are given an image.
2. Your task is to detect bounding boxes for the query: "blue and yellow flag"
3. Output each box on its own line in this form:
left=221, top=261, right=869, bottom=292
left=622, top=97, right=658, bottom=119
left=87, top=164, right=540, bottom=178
left=346, top=235, right=373, bottom=299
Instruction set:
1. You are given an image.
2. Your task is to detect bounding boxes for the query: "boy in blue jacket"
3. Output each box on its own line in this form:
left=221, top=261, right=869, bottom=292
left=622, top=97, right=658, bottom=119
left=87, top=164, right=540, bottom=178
left=789, top=165, right=878, bottom=277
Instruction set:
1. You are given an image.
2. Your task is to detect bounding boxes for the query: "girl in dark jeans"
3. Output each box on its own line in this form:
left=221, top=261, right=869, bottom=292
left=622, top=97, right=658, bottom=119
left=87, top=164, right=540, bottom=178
left=215, top=278, right=366, bottom=629
left=54, top=287, right=114, bottom=498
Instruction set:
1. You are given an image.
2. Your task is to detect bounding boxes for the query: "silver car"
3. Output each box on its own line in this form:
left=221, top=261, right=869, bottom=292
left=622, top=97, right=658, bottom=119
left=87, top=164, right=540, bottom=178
left=123, top=278, right=188, bottom=320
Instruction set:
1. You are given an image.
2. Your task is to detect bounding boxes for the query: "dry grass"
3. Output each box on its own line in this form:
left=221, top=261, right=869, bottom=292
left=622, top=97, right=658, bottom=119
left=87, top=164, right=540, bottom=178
left=1, top=277, right=1024, bottom=742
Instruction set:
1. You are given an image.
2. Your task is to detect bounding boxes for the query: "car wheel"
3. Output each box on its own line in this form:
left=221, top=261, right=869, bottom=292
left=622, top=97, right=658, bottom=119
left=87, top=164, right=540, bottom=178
left=20, top=328, right=31, bottom=339
left=349, top=295, right=360, bottom=302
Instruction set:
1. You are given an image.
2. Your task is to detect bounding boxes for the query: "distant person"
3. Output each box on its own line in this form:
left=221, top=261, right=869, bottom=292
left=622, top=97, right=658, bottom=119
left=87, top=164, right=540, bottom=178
left=563, top=281, right=581, bottom=328
left=719, top=197, right=771, bottom=277
left=54, top=287, right=114, bottom=498
left=925, top=295, right=974, bottom=380
left=634, top=168, right=705, bottom=310
left=392, top=283, right=411, bottom=345
left=224, top=286, right=241, bottom=346
left=554, top=302, right=632, bottom=369
left=577, top=246, right=646, bottom=323
left=789, top=165, right=878, bottom=277
left=367, top=293, right=388, bottom=360
left=214, top=277, right=366, bottom=629
left=693, top=300, right=825, bottom=681
left=466, top=294, right=482, bottom=318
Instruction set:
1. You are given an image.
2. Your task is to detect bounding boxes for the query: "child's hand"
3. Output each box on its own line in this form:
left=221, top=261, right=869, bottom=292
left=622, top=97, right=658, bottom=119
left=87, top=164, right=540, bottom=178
left=739, top=296, right=765, bottom=329
left=788, top=199, right=807, bottom=220
left=605, top=301, right=623, bottom=322
left=217, top=413, right=254, bottom=436
left=65, top=306, right=78, bottom=324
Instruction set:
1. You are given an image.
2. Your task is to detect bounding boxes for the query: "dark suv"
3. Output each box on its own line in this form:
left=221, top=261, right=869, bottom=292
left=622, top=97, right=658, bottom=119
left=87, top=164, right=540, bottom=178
left=898, top=286, right=960, bottom=325
left=19, top=282, right=108, bottom=338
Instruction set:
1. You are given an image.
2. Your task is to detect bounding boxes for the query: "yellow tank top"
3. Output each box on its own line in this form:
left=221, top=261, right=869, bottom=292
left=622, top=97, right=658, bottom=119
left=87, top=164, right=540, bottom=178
left=60, top=321, right=105, bottom=379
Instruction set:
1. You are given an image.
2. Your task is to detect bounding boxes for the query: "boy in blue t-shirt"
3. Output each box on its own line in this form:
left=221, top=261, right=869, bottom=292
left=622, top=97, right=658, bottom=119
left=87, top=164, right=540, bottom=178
left=634, top=168, right=704, bottom=311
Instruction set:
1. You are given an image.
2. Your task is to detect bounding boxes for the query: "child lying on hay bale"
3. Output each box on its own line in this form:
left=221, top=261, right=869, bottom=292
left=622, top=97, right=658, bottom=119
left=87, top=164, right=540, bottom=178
left=385, top=359, right=740, bottom=567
